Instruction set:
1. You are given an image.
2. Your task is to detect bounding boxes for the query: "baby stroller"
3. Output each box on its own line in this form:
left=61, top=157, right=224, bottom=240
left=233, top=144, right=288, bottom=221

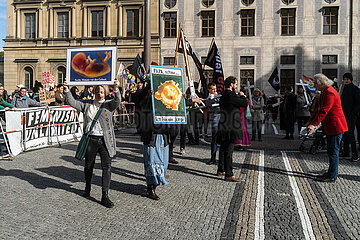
left=299, top=125, right=327, bottom=154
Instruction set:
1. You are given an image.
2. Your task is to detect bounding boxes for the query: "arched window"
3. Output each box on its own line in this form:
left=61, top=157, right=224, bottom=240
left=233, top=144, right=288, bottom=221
left=24, top=67, right=33, bottom=90
left=202, top=0, right=214, bottom=8
left=282, top=0, right=294, bottom=5
left=164, top=0, right=176, bottom=9
left=241, top=0, right=254, bottom=6
left=57, top=66, right=66, bottom=84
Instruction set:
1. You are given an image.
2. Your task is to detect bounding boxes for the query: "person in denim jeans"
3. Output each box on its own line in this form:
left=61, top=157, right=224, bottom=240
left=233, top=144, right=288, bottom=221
left=307, top=74, right=348, bottom=182
left=205, top=83, right=221, bottom=165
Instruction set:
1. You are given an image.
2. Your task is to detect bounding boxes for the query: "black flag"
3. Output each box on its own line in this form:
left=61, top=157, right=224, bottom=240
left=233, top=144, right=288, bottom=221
left=204, top=41, right=224, bottom=94
left=177, top=29, right=208, bottom=96
left=268, top=67, right=280, bottom=91
left=129, top=54, right=146, bottom=82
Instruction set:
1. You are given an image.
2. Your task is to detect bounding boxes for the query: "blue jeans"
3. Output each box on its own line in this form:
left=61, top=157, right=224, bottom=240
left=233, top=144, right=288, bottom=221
left=326, top=133, right=343, bottom=179
left=210, top=113, right=220, bottom=162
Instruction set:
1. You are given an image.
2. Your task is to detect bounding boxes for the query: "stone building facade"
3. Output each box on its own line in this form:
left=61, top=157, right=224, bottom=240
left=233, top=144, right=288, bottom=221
left=159, top=0, right=360, bottom=94
left=4, top=0, right=160, bottom=91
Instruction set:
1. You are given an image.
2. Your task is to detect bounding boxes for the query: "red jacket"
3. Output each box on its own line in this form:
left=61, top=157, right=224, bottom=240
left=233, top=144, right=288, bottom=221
left=309, top=86, right=348, bottom=135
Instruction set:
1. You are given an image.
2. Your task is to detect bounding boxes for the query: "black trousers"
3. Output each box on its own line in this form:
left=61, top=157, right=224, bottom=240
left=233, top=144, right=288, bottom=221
left=218, top=139, right=234, bottom=177
left=297, top=116, right=310, bottom=134
left=343, top=115, right=358, bottom=157
left=84, top=136, right=112, bottom=192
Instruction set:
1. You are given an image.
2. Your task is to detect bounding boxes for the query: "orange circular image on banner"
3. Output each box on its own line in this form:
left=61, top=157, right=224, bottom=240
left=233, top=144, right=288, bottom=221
left=154, top=80, right=182, bottom=111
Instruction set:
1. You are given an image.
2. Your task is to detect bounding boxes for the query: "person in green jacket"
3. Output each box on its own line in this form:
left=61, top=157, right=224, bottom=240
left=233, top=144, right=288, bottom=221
left=0, top=86, right=15, bottom=111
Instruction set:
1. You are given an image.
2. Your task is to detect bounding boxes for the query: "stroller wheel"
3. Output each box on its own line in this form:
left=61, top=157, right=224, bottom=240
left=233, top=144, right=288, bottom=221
left=309, top=146, right=317, bottom=155
left=299, top=144, right=305, bottom=152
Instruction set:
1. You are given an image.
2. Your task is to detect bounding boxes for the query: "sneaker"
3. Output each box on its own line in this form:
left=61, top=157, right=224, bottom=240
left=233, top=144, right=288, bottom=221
left=351, top=156, right=359, bottom=162
left=180, top=148, right=185, bottom=155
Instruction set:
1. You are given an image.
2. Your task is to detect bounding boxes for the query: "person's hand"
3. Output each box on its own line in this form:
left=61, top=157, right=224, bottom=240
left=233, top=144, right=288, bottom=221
left=183, top=94, right=187, bottom=99
left=4, top=107, right=10, bottom=111
left=149, top=90, right=154, bottom=95
left=239, top=91, right=245, bottom=96
left=192, top=98, right=202, bottom=104
left=113, top=80, right=120, bottom=91
left=307, top=124, right=315, bottom=135
left=63, top=81, right=69, bottom=92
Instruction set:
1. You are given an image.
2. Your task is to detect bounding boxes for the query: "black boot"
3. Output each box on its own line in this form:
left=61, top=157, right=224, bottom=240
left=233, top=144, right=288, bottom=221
left=101, top=191, right=114, bottom=208
left=83, top=182, right=91, bottom=198
left=146, top=185, right=160, bottom=200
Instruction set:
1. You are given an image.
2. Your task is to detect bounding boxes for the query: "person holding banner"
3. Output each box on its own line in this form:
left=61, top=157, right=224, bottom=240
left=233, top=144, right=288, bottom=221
left=217, top=76, right=248, bottom=182
left=64, top=80, right=121, bottom=208
left=11, top=87, right=44, bottom=108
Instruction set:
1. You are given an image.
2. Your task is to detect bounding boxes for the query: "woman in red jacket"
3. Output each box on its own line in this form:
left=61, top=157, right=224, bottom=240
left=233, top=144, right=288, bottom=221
left=307, top=74, right=348, bottom=182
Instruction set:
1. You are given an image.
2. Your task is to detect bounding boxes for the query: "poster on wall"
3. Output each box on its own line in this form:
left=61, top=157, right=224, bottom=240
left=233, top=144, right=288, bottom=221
left=66, top=47, right=117, bottom=85
left=150, top=65, right=187, bottom=124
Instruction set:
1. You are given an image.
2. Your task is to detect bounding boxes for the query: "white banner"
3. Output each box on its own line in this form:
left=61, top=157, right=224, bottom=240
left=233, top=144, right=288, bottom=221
left=5, top=106, right=83, bottom=156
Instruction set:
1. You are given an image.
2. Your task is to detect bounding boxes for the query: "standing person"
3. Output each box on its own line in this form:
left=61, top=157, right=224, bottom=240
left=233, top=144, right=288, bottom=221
left=307, top=74, right=348, bottom=182
left=70, top=86, right=81, bottom=100
left=217, top=76, right=248, bottom=182
left=340, top=73, right=360, bottom=162
left=140, top=83, right=169, bottom=200
left=266, top=95, right=279, bottom=123
left=205, top=83, right=221, bottom=164
left=235, top=93, right=251, bottom=149
left=295, top=87, right=311, bottom=135
left=55, top=84, right=66, bottom=106
left=251, top=88, right=264, bottom=141
left=11, top=87, right=44, bottom=108
left=64, top=81, right=121, bottom=208
left=280, top=86, right=296, bottom=139
left=81, top=86, right=94, bottom=100
left=132, top=81, right=145, bottom=134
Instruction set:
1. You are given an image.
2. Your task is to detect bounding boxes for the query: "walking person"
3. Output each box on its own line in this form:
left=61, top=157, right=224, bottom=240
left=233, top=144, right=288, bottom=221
left=307, top=74, right=348, bottom=182
left=140, top=85, right=169, bottom=200
left=340, top=73, right=360, bottom=162
left=64, top=81, right=121, bottom=208
left=217, top=76, right=248, bottom=182
left=295, top=87, right=311, bottom=135
left=280, top=86, right=296, bottom=139
left=251, top=88, right=264, bottom=141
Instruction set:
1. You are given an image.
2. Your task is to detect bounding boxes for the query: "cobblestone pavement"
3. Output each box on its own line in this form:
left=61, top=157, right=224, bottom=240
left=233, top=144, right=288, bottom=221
left=0, top=123, right=359, bottom=239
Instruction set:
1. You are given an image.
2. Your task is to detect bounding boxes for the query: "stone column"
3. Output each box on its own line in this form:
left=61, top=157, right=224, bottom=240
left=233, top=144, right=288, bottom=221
left=83, top=6, right=88, bottom=38
left=49, top=7, right=54, bottom=38
left=16, top=9, right=20, bottom=38
left=71, top=6, right=76, bottom=38
left=106, top=5, right=111, bottom=37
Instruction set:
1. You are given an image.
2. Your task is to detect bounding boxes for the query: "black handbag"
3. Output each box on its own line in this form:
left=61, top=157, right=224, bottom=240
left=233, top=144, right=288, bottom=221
left=75, top=107, right=103, bottom=160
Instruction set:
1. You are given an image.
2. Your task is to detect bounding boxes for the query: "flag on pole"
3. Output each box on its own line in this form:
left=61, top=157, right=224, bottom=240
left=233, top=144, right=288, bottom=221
left=129, top=54, right=146, bottom=82
left=118, top=63, right=136, bottom=85
left=177, top=29, right=208, bottom=96
left=204, top=41, right=224, bottom=94
left=303, top=75, right=317, bottom=93
left=267, top=67, right=280, bottom=91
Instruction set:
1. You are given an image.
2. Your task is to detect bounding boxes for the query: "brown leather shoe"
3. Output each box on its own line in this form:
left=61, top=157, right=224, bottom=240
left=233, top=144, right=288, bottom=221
left=217, top=171, right=225, bottom=176
left=225, top=176, right=240, bottom=182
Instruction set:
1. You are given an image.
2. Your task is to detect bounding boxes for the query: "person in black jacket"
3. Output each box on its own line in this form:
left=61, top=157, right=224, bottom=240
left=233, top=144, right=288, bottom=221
left=280, top=86, right=297, bottom=139
left=340, top=72, right=360, bottom=162
left=217, top=76, right=248, bottom=182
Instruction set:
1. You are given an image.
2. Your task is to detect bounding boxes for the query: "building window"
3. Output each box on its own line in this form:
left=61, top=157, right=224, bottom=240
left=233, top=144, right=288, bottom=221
left=240, top=56, right=255, bottom=65
left=280, top=69, right=295, bottom=93
left=240, top=70, right=254, bottom=89
left=322, top=55, right=338, bottom=64
left=164, top=12, right=177, bottom=38
left=163, top=57, right=175, bottom=66
left=202, top=0, right=214, bottom=8
left=241, top=0, right=254, bottom=6
left=92, top=11, right=103, bottom=37
left=240, top=10, right=255, bottom=36
left=323, top=7, right=338, bottom=35
left=127, top=9, right=140, bottom=37
left=203, top=69, right=213, bottom=83
left=280, top=55, right=295, bottom=64
left=322, top=69, right=337, bottom=80
left=58, top=12, right=69, bottom=38
left=57, top=66, right=66, bottom=84
left=24, top=67, right=34, bottom=90
left=324, top=0, right=336, bottom=3
left=281, top=9, right=296, bottom=36
left=25, top=13, right=36, bottom=39
left=164, top=0, right=177, bottom=9
left=282, top=0, right=295, bottom=4
left=201, top=11, right=215, bottom=37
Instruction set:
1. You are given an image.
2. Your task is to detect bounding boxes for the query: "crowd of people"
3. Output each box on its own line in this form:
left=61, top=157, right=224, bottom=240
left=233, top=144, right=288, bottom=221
left=0, top=72, right=359, bottom=207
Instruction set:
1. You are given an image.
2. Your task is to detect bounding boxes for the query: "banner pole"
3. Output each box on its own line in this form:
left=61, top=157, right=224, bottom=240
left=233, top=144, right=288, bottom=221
left=174, top=22, right=182, bottom=67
